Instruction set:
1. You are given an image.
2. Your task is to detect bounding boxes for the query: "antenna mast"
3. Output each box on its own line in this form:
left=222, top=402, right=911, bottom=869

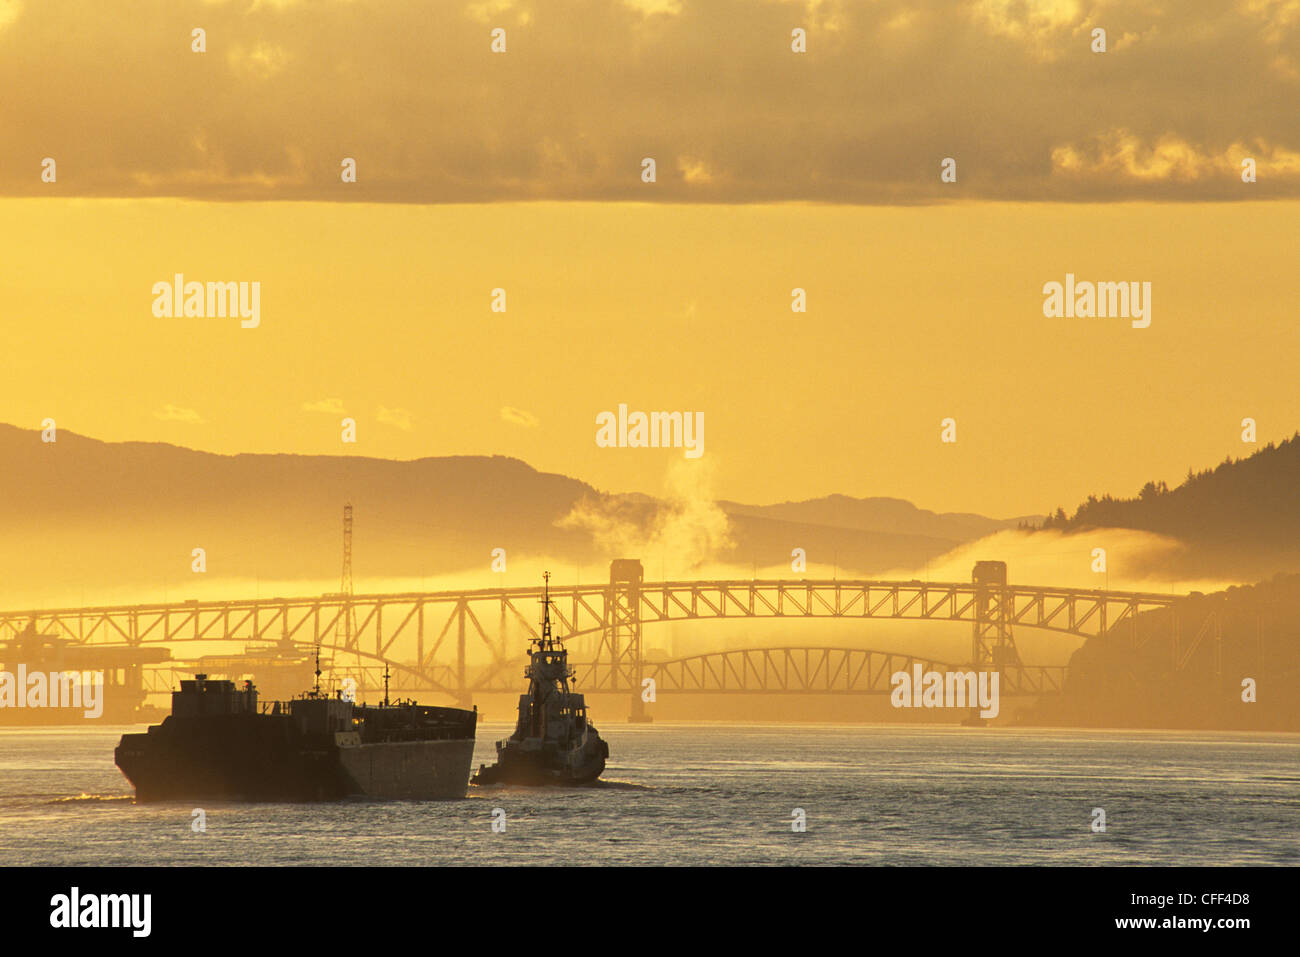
left=339, top=501, right=355, bottom=646
left=340, top=503, right=354, bottom=599
left=316, top=502, right=355, bottom=698
left=540, top=570, right=553, bottom=648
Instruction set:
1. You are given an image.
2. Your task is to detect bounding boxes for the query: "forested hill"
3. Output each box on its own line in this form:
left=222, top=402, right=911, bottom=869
left=1036, top=433, right=1300, bottom=577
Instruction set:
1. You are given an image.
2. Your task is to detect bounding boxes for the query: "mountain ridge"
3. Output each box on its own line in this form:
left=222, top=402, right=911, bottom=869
left=0, top=422, right=1034, bottom=604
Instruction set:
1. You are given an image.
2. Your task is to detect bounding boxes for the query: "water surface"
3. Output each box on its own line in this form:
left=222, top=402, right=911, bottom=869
left=2, top=724, right=1296, bottom=866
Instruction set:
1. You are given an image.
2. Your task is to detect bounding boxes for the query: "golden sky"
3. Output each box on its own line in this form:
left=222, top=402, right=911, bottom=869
left=2, top=1, right=1298, bottom=517
left=5, top=0, right=1300, bottom=202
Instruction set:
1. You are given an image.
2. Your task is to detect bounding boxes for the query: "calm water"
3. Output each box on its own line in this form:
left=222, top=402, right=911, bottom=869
left=1, top=723, right=1297, bottom=866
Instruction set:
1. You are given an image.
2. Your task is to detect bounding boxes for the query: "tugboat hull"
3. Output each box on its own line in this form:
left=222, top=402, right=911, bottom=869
left=472, top=739, right=608, bottom=787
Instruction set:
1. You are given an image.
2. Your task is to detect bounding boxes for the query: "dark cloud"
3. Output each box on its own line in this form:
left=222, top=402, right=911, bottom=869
left=1, top=0, right=1298, bottom=203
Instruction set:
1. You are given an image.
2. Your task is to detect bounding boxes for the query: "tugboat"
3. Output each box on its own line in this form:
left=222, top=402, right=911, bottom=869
left=472, top=572, right=609, bottom=786
left=115, top=664, right=477, bottom=802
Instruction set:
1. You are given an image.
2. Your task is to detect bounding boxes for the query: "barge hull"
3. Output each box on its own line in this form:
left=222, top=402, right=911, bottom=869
left=116, top=716, right=475, bottom=801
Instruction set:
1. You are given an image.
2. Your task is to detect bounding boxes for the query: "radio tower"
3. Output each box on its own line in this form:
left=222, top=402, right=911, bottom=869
left=316, top=503, right=356, bottom=699
left=339, top=503, right=355, bottom=647
left=340, top=502, right=354, bottom=598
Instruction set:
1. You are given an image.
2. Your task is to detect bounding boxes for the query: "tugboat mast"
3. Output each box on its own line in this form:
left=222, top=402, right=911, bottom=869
left=534, top=571, right=573, bottom=694
left=540, top=571, right=553, bottom=649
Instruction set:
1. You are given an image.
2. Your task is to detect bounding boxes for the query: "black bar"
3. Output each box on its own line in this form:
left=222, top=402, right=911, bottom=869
left=3, top=866, right=1285, bottom=944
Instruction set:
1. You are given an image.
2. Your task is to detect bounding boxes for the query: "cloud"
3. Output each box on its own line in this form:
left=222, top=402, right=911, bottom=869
left=225, top=41, right=291, bottom=82
left=302, top=398, right=346, bottom=414
left=879, top=526, right=1240, bottom=595
left=153, top=403, right=204, bottom=424
left=556, top=458, right=734, bottom=574
left=623, top=0, right=683, bottom=16
left=466, top=0, right=523, bottom=24
left=376, top=406, right=413, bottom=430
left=971, top=0, right=1081, bottom=52
left=676, top=156, right=715, bottom=185
left=1051, top=131, right=1300, bottom=184
left=500, top=406, right=540, bottom=428
left=2, top=0, right=1299, bottom=202
left=0, top=1, right=22, bottom=31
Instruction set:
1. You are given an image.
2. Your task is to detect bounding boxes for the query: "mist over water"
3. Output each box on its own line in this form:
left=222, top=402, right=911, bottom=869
left=24, top=525, right=1237, bottom=613
left=3, top=724, right=1296, bottom=866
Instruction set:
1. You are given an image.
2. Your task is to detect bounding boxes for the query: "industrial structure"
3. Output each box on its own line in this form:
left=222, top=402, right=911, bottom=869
left=0, top=560, right=1214, bottom=716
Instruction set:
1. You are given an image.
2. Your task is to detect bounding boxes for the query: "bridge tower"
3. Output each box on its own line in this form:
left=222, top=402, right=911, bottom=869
left=600, top=559, right=652, bottom=722
left=971, top=560, right=1020, bottom=670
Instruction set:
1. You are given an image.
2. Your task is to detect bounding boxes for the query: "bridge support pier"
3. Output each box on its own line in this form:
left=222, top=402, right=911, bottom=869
left=628, top=691, right=651, bottom=723
left=971, top=561, right=1020, bottom=670
left=602, top=560, right=652, bottom=723
left=455, top=601, right=472, bottom=709
left=969, top=561, right=1020, bottom=725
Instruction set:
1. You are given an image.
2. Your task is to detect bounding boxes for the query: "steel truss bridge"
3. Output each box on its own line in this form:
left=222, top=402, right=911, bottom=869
left=0, top=561, right=1211, bottom=714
